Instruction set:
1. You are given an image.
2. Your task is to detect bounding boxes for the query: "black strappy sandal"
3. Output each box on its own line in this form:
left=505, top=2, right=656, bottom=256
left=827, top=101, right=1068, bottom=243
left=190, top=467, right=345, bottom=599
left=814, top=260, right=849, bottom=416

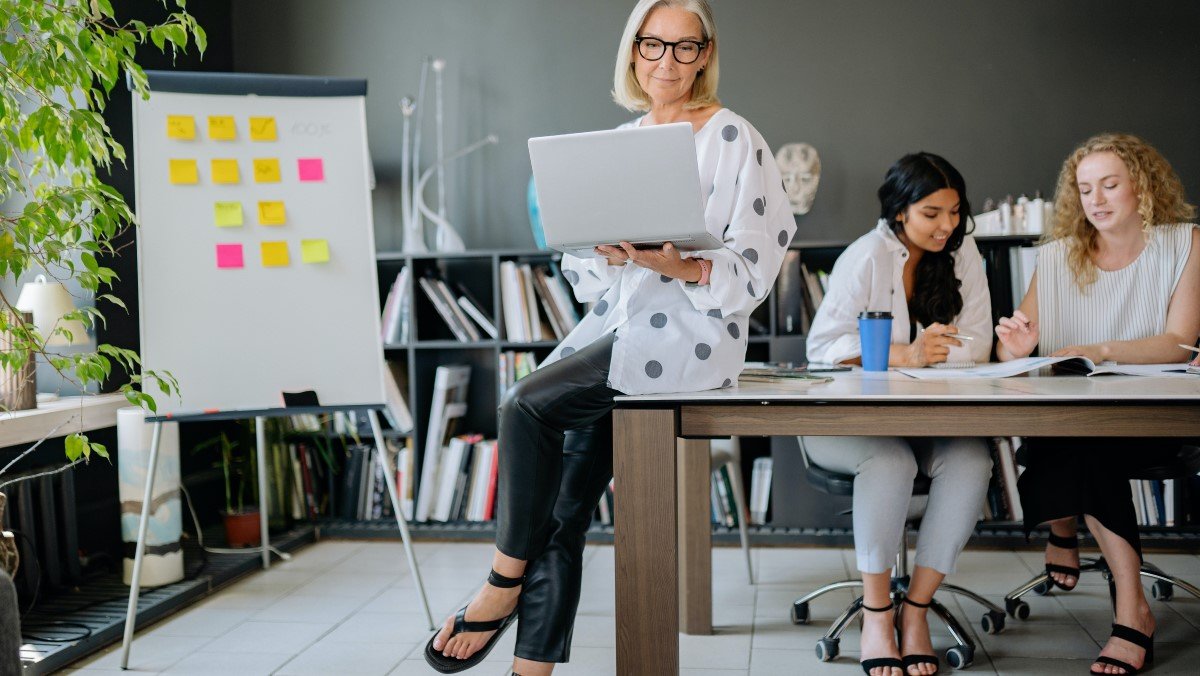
left=859, top=601, right=903, bottom=675
left=424, top=569, right=523, bottom=674
left=899, top=597, right=940, bottom=675
left=1089, top=623, right=1154, bottom=675
left=1045, top=531, right=1081, bottom=591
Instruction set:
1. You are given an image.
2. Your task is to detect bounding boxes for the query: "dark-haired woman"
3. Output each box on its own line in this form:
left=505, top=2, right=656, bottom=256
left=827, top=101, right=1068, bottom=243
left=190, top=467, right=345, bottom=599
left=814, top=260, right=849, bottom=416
left=800, top=153, right=993, bottom=676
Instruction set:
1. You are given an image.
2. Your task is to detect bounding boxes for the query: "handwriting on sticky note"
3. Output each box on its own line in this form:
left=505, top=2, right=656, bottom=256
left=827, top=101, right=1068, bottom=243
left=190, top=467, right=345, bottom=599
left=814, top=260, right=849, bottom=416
left=257, top=201, right=286, bottom=225
left=166, top=115, right=195, bottom=140
left=214, top=201, right=243, bottom=227
left=216, top=243, right=243, bottom=269
left=211, top=159, right=240, bottom=184
left=261, top=241, right=289, bottom=267
left=208, top=115, right=236, bottom=140
left=169, top=159, right=198, bottom=184
left=301, top=239, right=330, bottom=264
left=249, top=116, right=277, bottom=141
left=253, top=158, right=281, bottom=183
left=297, top=158, right=324, bottom=182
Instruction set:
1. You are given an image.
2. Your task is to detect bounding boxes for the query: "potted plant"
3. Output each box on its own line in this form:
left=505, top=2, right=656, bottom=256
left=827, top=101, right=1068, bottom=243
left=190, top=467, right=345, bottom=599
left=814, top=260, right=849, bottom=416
left=195, top=431, right=260, bottom=548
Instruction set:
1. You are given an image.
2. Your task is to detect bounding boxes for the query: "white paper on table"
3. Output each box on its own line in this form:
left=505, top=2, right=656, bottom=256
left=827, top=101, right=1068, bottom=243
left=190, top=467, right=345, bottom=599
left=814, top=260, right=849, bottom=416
left=898, top=357, right=1199, bottom=379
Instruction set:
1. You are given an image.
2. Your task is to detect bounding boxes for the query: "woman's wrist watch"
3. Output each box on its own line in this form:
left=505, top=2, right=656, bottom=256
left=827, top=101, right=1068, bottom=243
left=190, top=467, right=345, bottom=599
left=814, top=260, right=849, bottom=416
left=695, top=258, right=712, bottom=285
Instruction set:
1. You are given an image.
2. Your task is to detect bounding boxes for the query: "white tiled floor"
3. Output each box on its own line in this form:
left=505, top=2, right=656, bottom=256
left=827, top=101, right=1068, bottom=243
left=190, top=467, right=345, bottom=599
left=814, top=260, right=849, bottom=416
left=66, top=541, right=1200, bottom=675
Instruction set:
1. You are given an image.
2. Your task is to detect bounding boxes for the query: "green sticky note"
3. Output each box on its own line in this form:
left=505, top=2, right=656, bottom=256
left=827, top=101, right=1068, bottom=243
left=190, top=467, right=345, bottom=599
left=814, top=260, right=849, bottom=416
left=214, top=201, right=243, bottom=227
left=300, top=238, right=330, bottom=264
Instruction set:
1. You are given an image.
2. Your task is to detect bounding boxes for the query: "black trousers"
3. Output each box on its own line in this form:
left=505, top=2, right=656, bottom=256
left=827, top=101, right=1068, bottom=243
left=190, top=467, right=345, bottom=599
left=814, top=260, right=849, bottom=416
left=494, top=333, right=621, bottom=663
left=1017, top=437, right=1181, bottom=560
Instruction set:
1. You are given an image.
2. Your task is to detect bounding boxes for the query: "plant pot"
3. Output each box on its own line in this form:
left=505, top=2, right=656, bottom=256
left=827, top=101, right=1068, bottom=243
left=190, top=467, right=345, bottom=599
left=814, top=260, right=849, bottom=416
left=222, top=510, right=261, bottom=548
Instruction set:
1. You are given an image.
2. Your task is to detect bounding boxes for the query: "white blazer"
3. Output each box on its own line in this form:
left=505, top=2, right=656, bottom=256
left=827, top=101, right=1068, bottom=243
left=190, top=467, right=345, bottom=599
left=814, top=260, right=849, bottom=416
left=806, top=220, right=993, bottom=365
left=543, top=108, right=796, bottom=395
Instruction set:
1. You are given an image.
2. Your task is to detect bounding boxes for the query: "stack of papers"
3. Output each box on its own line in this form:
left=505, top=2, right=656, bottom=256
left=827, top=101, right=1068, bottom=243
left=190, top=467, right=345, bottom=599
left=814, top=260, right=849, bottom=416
left=899, top=356, right=1197, bottom=379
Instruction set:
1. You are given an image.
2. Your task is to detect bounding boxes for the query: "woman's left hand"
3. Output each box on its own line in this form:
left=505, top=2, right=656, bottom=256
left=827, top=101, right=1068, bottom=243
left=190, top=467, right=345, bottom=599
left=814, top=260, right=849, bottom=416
left=1052, top=344, right=1108, bottom=363
left=617, top=241, right=700, bottom=282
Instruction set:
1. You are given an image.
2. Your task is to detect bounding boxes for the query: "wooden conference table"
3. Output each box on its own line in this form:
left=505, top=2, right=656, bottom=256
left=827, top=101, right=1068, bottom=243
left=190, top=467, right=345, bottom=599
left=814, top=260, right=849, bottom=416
left=610, top=370, right=1200, bottom=674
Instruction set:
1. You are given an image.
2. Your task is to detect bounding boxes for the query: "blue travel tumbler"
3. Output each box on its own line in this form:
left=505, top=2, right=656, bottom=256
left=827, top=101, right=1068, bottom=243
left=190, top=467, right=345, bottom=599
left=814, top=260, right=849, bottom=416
left=858, top=311, right=893, bottom=371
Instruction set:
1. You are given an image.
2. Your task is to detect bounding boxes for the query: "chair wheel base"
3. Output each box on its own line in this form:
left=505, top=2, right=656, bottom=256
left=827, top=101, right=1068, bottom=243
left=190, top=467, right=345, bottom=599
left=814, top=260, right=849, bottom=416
left=945, top=645, right=973, bottom=669
left=1151, top=580, right=1174, bottom=602
left=981, top=610, right=1005, bottom=634
left=1032, top=579, right=1053, bottom=596
left=815, top=637, right=839, bottom=662
left=1005, top=598, right=1031, bottom=620
left=791, top=601, right=810, bottom=625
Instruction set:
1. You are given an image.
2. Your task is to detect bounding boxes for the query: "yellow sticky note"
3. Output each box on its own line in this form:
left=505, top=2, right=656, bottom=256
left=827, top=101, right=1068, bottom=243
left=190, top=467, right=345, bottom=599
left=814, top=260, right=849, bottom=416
left=257, top=201, right=286, bottom=225
left=249, top=116, right=277, bottom=141
left=166, top=115, right=195, bottom=140
left=301, top=239, right=330, bottom=264
left=211, top=159, right=240, bottom=184
left=261, top=241, right=289, bottom=267
left=208, top=115, right=237, bottom=140
left=214, top=201, right=243, bottom=227
left=253, top=158, right=281, bottom=183
left=168, top=159, right=198, bottom=184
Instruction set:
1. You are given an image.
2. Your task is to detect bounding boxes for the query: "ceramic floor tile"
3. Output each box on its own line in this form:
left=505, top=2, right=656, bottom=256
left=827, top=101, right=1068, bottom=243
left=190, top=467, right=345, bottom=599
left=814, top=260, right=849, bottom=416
left=75, top=634, right=211, bottom=672
left=160, top=650, right=292, bottom=675
left=290, top=571, right=400, bottom=599
left=679, top=630, right=752, bottom=670
left=251, top=591, right=366, bottom=623
left=205, top=620, right=334, bottom=654
left=322, top=610, right=444, bottom=645
left=275, top=637, right=405, bottom=675
left=142, top=606, right=257, bottom=638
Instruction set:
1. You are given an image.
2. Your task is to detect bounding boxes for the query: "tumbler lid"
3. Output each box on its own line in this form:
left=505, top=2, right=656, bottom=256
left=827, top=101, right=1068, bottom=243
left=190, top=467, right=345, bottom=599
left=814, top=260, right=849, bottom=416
left=858, top=311, right=893, bottom=319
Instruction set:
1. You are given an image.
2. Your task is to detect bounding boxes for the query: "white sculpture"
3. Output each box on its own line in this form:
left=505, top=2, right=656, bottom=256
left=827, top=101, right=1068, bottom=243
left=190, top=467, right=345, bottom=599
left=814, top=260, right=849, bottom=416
left=399, top=57, right=495, bottom=252
left=775, top=142, right=821, bottom=215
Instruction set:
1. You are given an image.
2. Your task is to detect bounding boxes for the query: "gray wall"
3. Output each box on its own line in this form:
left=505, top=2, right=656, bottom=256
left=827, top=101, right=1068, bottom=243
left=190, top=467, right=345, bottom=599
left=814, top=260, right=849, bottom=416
left=232, top=0, right=1200, bottom=251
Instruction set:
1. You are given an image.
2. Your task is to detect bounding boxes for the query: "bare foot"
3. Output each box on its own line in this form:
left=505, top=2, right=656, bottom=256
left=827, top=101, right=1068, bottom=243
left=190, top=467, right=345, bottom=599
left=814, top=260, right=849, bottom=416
left=899, top=600, right=937, bottom=676
left=860, top=605, right=902, bottom=676
left=433, top=581, right=520, bottom=661
left=1091, top=602, right=1155, bottom=674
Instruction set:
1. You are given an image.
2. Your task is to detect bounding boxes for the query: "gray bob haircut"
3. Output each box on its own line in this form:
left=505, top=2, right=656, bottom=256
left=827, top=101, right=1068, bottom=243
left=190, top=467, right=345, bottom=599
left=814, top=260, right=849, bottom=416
left=611, top=0, right=720, bottom=112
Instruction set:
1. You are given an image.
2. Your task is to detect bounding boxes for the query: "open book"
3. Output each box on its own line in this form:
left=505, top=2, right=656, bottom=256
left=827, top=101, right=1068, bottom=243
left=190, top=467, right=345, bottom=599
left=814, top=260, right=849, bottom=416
left=899, top=356, right=1198, bottom=379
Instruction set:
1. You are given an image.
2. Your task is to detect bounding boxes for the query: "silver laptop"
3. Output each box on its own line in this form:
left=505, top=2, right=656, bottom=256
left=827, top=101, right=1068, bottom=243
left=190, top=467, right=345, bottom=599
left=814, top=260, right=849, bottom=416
left=528, top=122, right=722, bottom=257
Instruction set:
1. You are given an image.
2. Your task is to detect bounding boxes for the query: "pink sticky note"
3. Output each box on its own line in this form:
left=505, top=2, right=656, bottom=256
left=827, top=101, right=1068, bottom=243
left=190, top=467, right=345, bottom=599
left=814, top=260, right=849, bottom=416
left=297, top=158, right=324, bottom=182
left=216, top=243, right=244, bottom=269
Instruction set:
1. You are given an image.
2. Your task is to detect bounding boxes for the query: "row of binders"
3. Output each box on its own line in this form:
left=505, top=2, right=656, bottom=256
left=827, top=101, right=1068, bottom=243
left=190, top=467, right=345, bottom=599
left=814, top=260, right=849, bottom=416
left=775, top=251, right=829, bottom=336
left=500, top=261, right=580, bottom=342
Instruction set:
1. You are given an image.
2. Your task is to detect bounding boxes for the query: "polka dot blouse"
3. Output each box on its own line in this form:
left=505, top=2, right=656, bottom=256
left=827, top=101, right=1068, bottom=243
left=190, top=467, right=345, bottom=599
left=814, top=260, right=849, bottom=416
left=544, top=108, right=796, bottom=395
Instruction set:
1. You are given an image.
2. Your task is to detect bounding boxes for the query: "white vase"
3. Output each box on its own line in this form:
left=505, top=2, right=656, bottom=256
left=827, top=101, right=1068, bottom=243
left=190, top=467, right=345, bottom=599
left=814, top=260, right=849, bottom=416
left=117, top=407, right=184, bottom=587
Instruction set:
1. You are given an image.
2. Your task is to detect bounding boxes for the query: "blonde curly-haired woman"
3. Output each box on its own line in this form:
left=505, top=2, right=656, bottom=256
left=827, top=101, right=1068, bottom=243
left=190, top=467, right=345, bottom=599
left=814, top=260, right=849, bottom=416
left=995, top=133, right=1200, bottom=675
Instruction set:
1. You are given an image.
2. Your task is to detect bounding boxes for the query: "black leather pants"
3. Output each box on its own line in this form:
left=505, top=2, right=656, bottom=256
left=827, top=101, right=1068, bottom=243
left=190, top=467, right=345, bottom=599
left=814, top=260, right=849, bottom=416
left=494, top=333, right=620, bottom=663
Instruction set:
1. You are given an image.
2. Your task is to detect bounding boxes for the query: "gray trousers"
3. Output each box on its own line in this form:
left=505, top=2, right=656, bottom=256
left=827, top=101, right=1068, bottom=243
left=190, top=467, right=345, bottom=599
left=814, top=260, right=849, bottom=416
left=801, top=436, right=992, bottom=575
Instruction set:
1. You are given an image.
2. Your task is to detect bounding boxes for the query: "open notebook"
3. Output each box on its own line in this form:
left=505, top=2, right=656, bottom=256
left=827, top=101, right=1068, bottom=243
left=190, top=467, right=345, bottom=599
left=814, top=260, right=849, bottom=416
left=899, top=356, right=1198, bottom=379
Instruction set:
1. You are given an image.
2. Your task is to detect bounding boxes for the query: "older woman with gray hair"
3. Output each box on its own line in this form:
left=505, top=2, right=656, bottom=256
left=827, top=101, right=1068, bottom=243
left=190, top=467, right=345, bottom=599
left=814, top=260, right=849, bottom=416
left=424, top=1, right=794, bottom=674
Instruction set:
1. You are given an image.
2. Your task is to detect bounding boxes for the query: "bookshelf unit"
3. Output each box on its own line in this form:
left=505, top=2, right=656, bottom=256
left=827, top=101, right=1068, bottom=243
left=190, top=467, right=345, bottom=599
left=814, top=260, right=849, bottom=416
left=355, top=237, right=1199, bottom=544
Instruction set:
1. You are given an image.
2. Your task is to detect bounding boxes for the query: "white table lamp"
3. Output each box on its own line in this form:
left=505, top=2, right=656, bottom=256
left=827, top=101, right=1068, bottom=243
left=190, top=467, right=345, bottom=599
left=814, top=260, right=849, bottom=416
left=15, top=274, right=90, bottom=347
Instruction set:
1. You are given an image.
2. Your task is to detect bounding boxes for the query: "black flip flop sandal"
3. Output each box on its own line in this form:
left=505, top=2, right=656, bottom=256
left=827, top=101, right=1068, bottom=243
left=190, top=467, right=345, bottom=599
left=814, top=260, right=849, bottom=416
left=424, top=569, right=523, bottom=674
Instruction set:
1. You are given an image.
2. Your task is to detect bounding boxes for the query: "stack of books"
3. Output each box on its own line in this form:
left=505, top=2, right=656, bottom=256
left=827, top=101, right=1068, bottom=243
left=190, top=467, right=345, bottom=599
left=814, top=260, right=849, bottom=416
left=500, top=261, right=579, bottom=342
left=418, top=274, right=497, bottom=342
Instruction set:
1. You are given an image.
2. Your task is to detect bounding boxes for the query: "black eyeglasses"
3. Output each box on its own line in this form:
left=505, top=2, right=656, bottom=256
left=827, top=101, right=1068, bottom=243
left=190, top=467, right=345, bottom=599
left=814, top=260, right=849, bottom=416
left=634, top=36, right=707, bottom=64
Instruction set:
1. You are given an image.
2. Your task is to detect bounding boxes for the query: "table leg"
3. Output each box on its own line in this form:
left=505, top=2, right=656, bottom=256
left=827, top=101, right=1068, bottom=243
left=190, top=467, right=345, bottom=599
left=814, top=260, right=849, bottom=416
left=614, top=408, right=679, bottom=675
left=677, top=438, right=712, bottom=635
left=255, top=416, right=270, bottom=569
left=119, top=421, right=162, bottom=669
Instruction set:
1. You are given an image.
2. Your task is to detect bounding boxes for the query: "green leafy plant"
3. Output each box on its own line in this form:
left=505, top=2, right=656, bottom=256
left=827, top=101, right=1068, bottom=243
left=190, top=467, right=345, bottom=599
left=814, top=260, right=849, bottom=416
left=1, top=0, right=206, bottom=461
left=194, top=430, right=256, bottom=515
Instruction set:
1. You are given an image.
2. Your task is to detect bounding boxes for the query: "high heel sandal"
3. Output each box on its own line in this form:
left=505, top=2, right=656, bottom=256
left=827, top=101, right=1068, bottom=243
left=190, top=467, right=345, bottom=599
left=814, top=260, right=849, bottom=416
left=899, top=597, right=939, bottom=675
left=424, top=569, right=523, bottom=674
left=1045, top=531, right=1081, bottom=591
left=859, top=601, right=903, bottom=675
left=1089, top=623, right=1154, bottom=675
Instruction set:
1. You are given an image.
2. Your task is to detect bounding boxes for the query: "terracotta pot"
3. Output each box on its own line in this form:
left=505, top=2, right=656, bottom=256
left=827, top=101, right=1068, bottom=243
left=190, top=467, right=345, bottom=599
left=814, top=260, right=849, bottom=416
left=222, top=510, right=261, bottom=548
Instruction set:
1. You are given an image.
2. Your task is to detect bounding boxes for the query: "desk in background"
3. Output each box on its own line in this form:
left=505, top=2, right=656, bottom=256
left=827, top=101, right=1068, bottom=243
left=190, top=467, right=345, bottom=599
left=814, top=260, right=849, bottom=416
left=610, top=371, right=1200, bottom=674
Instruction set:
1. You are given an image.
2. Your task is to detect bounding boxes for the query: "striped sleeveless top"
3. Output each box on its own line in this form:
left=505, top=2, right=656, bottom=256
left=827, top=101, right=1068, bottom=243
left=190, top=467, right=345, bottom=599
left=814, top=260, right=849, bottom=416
left=1037, top=223, right=1196, bottom=355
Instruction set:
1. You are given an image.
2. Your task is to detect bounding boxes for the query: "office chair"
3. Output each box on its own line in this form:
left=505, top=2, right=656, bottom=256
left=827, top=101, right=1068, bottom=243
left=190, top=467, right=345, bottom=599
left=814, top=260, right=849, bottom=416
left=790, top=439, right=1007, bottom=670
left=710, top=437, right=754, bottom=585
left=1003, top=444, right=1200, bottom=621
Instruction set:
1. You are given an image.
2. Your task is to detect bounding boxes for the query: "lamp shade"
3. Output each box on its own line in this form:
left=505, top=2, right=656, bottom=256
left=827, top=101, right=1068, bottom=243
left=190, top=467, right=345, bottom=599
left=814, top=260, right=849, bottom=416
left=14, top=274, right=90, bottom=347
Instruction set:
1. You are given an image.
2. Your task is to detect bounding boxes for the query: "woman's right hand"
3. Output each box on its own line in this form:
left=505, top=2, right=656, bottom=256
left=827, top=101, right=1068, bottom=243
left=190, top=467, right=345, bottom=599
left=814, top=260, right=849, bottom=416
left=995, top=310, right=1039, bottom=359
left=901, top=323, right=962, bottom=366
left=595, top=244, right=629, bottom=266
